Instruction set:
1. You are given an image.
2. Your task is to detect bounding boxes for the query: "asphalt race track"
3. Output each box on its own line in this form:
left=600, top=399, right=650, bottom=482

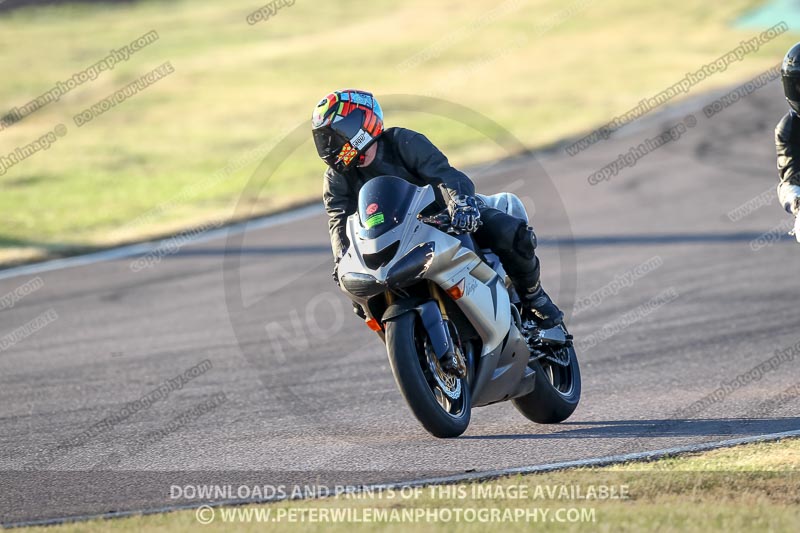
left=1, top=80, right=799, bottom=525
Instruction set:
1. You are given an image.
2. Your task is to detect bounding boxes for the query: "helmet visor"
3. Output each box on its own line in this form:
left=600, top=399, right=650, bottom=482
left=783, top=74, right=800, bottom=105
left=330, top=109, right=365, bottom=141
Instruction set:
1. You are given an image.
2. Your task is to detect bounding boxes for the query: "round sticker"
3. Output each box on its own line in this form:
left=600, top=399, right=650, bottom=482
left=366, top=203, right=379, bottom=215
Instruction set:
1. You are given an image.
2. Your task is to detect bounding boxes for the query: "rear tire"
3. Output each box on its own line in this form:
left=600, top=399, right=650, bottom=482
left=384, top=312, right=471, bottom=438
left=512, top=345, right=581, bottom=423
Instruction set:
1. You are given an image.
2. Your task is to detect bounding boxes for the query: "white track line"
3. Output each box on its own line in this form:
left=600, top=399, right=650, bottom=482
left=0, top=204, right=323, bottom=282
left=5, top=429, right=800, bottom=529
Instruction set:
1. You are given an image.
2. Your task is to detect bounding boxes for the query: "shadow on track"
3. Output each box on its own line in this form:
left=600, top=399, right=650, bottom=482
left=541, top=232, right=794, bottom=246
left=461, top=417, right=800, bottom=440
left=163, top=229, right=794, bottom=258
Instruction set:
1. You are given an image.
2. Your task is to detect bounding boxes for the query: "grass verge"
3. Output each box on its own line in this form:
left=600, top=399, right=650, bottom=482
left=12, top=437, right=800, bottom=532
left=0, top=0, right=795, bottom=264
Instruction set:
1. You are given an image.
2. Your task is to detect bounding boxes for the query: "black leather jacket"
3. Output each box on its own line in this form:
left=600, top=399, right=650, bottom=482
left=322, top=127, right=475, bottom=259
left=776, top=111, right=800, bottom=188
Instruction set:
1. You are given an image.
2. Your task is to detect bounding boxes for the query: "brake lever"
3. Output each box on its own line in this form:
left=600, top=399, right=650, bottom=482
left=419, top=213, right=451, bottom=227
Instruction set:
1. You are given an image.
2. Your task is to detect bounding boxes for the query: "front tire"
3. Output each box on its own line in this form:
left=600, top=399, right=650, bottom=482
left=384, top=312, right=471, bottom=438
left=512, top=344, right=581, bottom=423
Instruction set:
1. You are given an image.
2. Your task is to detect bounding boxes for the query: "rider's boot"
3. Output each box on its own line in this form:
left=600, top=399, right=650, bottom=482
left=511, top=256, right=563, bottom=330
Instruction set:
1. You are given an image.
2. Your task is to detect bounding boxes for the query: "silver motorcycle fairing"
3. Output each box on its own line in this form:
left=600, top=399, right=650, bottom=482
left=477, top=192, right=529, bottom=223
left=337, top=181, right=536, bottom=407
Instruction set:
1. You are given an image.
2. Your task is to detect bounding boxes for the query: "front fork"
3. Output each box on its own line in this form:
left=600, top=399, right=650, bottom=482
left=429, top=282, right=467, bottom=378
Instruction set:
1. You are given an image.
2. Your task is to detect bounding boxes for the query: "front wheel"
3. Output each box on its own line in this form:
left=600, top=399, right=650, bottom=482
left=384, top=312, right=471, bottom=438
left=512, top=341, right=581, bottom=424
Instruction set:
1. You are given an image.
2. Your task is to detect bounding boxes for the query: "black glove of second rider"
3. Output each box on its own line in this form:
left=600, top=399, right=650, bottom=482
left=448, top=195, right=482, bottom=233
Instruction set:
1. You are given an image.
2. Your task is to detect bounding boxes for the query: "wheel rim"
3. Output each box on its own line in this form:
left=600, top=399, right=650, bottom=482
left=540, top=346, right=575, bottom=397
left=413, top=320, right=467, bottom=418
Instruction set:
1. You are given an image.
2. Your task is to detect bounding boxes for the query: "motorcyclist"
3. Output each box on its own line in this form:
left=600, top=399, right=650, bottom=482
left=312, top=89, right=563, bottom=328
left=776, top=42, right=800, bottom=239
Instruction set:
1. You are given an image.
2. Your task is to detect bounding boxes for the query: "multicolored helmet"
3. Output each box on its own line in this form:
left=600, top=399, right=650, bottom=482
left=311, top=89, right=384, bottom=172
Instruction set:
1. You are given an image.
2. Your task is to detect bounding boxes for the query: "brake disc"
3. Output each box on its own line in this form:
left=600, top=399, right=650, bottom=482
left=424, top=341, right=461, bottom=400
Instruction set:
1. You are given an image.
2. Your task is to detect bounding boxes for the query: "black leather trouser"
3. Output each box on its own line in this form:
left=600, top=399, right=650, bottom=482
left=472, top=207, right=540, bottom=290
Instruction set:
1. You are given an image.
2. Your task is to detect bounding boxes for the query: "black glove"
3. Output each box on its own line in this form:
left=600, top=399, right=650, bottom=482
left=448, top=195, right=482, bottom=233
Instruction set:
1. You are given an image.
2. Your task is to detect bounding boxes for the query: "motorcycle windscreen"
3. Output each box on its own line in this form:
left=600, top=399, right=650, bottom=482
left=358, top=175, right=418, bottom=238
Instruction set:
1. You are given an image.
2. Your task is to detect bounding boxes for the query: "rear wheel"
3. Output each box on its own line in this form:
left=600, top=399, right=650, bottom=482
left=512, top=337, right=581, bottom=424
left=384, top=312, right=471, bottom=438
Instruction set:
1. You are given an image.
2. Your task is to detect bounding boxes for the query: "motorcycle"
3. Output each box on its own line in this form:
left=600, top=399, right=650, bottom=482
left=337, top=175, right=581, bottom=438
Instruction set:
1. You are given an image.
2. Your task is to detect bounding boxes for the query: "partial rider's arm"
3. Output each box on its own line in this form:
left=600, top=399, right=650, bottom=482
left=392, top=128, right=475, bottom=202
left=393, top=128, right=481, bottom=231
left=775, top=112, right=800, bottom=214
left=322, top=167, right=356, bottom=261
